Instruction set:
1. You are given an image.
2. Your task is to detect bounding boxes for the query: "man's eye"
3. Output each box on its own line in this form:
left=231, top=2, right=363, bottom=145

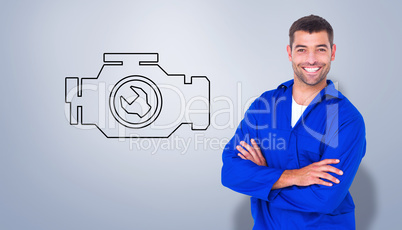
left=297, top=49, right=305, bottom=52
left=318, top=48, right=327, bottom=52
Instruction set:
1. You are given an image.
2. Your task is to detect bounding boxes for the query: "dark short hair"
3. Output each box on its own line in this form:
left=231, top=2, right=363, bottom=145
left=289, top=15, right=334, bottom=49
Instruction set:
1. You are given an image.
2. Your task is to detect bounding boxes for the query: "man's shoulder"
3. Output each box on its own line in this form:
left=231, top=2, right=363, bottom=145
left=248, top=80, right=292, bottom=110
left=253, top=87, right=288, bottom=108
left=332, top=90, right=365, bottom=126
left=258, top=81, right=292, bottom=100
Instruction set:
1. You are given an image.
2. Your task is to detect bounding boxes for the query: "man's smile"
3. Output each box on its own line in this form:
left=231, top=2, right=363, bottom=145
left=302, top=67, right=321, bottom=73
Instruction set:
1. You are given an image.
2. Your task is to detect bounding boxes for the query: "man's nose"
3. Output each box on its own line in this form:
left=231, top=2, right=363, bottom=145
left=307, top=51, right=317, bottom=64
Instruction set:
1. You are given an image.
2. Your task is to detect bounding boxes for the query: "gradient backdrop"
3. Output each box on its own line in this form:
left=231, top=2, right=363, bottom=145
left=1, top=0, right=400, bottom=229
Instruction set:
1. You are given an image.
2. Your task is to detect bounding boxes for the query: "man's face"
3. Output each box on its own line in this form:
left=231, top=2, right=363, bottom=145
left=287, top=30, right=336, bottom=86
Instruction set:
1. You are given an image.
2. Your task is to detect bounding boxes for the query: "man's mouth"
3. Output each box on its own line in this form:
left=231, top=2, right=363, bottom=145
left=302, top=67, right=321, bottom=73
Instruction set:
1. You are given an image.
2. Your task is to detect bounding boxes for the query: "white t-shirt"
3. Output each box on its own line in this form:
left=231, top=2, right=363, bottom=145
left=291, top=96, right=308, bottom=128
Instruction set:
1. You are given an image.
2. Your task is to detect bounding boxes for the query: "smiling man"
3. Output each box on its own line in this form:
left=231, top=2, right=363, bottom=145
left=221, top=15, right=366, bottom=229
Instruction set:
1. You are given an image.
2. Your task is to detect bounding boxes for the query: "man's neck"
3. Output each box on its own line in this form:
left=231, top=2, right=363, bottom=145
left=292, top=77, right=327, bottom=106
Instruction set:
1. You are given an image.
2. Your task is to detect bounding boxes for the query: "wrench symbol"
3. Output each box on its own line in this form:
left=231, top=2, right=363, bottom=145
left=120, top=86, right=151, bottom=118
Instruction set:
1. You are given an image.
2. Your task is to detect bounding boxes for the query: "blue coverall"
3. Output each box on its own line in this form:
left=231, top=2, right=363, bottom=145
left=222, top=80, right=366, bottom=229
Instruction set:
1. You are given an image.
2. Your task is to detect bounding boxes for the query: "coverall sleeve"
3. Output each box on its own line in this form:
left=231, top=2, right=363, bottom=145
left=221, top=95, right=285, bottom=201
left=269, top=115, right=366, bottom=214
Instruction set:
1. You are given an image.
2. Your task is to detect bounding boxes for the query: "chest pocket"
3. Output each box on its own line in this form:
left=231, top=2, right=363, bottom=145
left=297, top=134, right=323, bottom=168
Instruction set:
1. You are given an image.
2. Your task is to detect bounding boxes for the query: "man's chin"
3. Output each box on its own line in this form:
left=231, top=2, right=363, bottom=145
left=300, top=76, right=325, bottom=86
left=305, top=80, right=321, bottom=86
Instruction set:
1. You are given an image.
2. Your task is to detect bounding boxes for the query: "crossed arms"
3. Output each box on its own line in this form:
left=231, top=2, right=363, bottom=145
left=237, top=139, right=343, bottom=189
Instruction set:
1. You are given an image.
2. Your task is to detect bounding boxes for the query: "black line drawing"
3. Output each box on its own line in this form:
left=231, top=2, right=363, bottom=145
left=110, top=75, right=162, bottom=128
left=65, top=53, right=210, bottom=138
left=119, top=86, right=151, bottom=118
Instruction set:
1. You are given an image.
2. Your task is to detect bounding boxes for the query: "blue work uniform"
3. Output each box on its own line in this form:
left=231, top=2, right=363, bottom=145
left=221, top=80, right=366, bottom=229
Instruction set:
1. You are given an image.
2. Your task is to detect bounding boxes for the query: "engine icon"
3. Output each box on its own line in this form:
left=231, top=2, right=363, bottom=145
left=65, top=53, right=210, bottom=138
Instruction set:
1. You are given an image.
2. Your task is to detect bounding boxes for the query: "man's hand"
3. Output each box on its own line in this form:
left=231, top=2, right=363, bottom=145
left=292, top=159, right=343, bottom=186
left=236, top=139, right=267, bottom=166
left=272, top=159, right=343, bottom=189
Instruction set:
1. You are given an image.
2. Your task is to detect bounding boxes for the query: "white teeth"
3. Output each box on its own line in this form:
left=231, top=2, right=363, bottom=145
left=303, top=67, right=320, bottom=73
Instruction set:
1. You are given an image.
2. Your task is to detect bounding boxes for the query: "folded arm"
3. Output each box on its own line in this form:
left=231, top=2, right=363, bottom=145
left=221, top=95, right=285, bottom=201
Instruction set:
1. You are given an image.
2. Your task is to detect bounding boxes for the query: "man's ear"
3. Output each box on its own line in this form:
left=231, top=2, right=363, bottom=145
left=331, top=44, right=336, bottom=61
left=286, top=45, right=292, bottom=61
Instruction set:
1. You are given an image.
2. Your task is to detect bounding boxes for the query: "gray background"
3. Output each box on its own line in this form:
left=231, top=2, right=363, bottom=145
left=1, top=0, right=400, bottom=229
